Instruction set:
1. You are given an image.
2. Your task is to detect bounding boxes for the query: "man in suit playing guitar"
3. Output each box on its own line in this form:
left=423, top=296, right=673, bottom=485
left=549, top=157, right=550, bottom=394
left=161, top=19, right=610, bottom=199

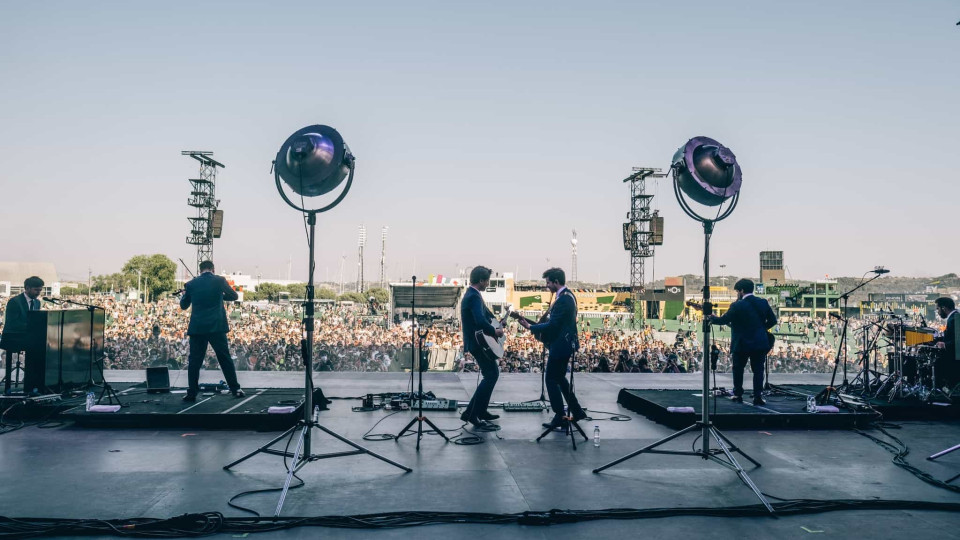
left=515, top=268, right=587, bottom=430
left=708, top=278, right=777, bottom=406
left=459, top=266, right=503, bottom=428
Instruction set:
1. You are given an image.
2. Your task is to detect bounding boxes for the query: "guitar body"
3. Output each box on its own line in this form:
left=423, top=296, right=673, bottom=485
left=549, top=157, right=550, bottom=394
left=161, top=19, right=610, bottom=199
left=473, top=307, right=512, bottom=363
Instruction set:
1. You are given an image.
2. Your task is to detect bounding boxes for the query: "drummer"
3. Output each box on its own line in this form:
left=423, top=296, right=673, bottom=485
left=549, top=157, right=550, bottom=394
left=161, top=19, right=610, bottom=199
left=932, top=297, right=958, bottom=387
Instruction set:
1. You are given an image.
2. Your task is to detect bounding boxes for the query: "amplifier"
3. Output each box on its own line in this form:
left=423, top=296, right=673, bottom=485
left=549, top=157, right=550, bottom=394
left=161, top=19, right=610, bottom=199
left=503, top=402, right=547, bottom=412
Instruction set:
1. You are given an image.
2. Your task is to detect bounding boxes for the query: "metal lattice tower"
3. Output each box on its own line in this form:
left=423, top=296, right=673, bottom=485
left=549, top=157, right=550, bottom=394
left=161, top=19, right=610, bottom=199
left=379, top=226, right=388, bottom=290
left=570, top=229, right=578, bottom=285
left=623, top=167, right=667, bottom=304
left=183, top=151, right=224, bottom=274
left=357, top=224, right=367, bottom=294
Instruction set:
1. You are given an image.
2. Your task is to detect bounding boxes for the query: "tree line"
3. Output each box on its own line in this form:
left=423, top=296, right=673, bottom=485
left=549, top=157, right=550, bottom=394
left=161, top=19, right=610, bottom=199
left=59, top=254, right=391, bottom=304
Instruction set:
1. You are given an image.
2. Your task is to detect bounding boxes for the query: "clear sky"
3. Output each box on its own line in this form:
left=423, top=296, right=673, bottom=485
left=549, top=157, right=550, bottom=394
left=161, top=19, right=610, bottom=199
left=1, top=1, right=957, bottom=284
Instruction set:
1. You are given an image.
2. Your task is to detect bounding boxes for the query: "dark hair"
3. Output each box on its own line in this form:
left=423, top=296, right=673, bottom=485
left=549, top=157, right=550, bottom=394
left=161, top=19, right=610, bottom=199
left=23, top=276, right=44, bottom=288
left=199, top=260, right=215, bottom=272
left=542, top=267, right=565, bottom=285
left=469, top=266, right=491, bottom=285
left=733, top=278, right=754, bottom=294
left=936, top=297, right=955, bottom=311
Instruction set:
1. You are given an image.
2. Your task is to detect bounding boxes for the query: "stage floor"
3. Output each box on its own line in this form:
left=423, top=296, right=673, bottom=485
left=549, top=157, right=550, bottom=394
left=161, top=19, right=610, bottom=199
left=2, top=371, right=960, bottom=539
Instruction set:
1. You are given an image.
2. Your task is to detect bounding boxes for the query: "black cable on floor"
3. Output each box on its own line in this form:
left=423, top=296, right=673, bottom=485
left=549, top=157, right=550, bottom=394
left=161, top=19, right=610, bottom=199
left=855, top=424, right=960, bottom=495
left=3, top=499, right=960, bottom=537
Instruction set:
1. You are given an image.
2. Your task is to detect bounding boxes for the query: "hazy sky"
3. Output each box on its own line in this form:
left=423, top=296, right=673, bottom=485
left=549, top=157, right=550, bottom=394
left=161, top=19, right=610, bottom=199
left=1, top=1, right=957, bottom=284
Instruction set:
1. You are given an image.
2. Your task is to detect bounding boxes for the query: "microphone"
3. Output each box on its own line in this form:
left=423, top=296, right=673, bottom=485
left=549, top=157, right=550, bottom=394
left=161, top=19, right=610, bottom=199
left=41, top=296, right=62, bottom=303
left=829, top=312, right=843, bottom=320
left=872, top=266, right=890, bottom=275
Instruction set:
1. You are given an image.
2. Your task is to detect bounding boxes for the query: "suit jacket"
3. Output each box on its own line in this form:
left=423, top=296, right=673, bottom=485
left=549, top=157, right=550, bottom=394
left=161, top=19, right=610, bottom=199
left=460, top=287, right=496, bottom=356
left=179, top=272, right=238, bottom=336
left=712, top=295, right=777, bottom=355
left=530, top=289, right=578, bottom=355
left=1, top=294, right=38, bottom=350
left=937, top=311, right=958, bottom=362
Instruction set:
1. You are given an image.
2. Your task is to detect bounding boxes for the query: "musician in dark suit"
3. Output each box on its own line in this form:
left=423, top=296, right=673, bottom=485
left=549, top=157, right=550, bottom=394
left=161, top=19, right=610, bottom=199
left=459, top=266, right=503, bottom=428
left=709, top=278, right=777, bottom=405
left=933, top=297, right=958, bottom=386
left=516, top=268, right=586, bottom=430
left=179, top=260, right=243, bottom=401
left=1, top=276, right=44, bottom=394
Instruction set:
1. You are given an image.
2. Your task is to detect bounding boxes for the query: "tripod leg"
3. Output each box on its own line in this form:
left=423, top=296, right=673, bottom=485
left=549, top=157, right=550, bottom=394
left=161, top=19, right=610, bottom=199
left=420, top=416, right=451, bottom=443
left=314, top=423, right=412, bottom=472
left=711, top=427, right=762, bottom=468
left=593, top=423, right=700, bottom=473
left=395, top=415, right=419, bottom=441
left=928, top=443, right=960, bottom=461
left=275, top=423, right=308, bottom=517
left=708, top=427, right=774, bottom=514
left=223, top=424, right=301, bottom=470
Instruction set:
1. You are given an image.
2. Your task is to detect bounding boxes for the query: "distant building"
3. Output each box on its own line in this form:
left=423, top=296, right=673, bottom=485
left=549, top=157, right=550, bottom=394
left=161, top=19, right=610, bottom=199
left=759, top=251, right=785, bottom=284
left=0, top=261, right=60, bottom=297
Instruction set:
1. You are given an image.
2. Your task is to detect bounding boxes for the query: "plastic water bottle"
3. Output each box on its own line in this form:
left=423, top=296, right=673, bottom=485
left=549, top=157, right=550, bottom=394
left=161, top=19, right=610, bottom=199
left=86, top=392, right=95, bottom=411
left=593, top=426, right=600, bottom=447
left=806, top=396, right=817, bottom=413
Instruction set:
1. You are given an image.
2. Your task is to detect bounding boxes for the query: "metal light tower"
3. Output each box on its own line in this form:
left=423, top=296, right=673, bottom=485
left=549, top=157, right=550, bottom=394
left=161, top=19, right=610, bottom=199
left=570, top=229, right=578, bottom=285
left=357, top=224, right=367, bottom=293
left=183, top=151, right=224, bottom=274
left=622, top=167, right=667, bottom=305
left=379, top=226, right=388, bottom=290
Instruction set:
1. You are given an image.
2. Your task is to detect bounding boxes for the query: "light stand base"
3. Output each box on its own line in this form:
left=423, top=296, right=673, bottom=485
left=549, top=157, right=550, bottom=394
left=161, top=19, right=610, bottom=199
left=396, top=414, right=450, bottom=451
left=225, top=416, right=411, bottom=516
left=593, top=422, right=773, bottom=513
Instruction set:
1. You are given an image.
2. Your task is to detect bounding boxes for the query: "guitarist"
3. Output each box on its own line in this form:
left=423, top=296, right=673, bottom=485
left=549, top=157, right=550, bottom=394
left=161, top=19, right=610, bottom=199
left=460, top=266, right=503, bottom=428
left=515, top=268, right=587, bottom=430
left=708, top=279, right=777, bottom=405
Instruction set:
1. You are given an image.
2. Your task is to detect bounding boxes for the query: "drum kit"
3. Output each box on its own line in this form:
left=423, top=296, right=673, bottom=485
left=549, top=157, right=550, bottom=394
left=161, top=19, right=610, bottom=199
left=848, top=316, right=947, bottom=402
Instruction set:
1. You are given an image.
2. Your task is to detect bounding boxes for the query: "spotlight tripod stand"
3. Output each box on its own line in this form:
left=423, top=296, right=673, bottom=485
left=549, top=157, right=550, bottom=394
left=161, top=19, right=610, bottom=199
left=396, top=277, right=450, bottom=450
left=224, top=161, right=410, bottom=516
left=595, top=143, right=773, bottom=513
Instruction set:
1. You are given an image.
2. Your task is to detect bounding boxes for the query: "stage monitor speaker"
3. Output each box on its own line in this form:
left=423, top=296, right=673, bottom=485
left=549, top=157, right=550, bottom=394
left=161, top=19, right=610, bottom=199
left=955, top=317, right=960, bottom=362
left=146, top=366, right=171, bottom=393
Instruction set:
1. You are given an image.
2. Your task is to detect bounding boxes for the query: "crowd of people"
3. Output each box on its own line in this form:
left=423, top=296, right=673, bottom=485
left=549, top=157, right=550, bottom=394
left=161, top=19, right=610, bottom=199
left=0, top=296, right=920, bottom=375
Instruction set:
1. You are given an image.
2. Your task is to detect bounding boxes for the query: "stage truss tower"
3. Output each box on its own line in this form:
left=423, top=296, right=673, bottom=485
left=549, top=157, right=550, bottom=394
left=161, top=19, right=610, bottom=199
left=183, top=151, right=224, bottom=274
left=623, top=167, right=667, bottom=305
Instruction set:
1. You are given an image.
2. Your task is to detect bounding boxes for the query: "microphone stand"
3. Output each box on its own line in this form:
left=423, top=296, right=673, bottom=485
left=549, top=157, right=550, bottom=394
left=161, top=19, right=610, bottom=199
left=50, top=297, right=123, bottom=406
left=820, top=271, right=883, bottom=404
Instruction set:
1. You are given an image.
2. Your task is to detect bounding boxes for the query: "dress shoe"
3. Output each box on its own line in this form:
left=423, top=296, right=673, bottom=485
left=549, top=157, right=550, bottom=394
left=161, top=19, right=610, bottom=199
left=752, top=397, right=766, bottom=406
left=542, top=416, right=569, bottom=430
left=478, top=411, right=500, bottom=421
left=182, top=394, right=197, bottom=403
left=232, top=389, right=245, bottom=398
left=459, top=411, right=471, bottom=422
left=729, top=396, right=743, bottom=403
left=467, top=417, right=494, bottom=429
left=571, top=408, right=588, bottom=422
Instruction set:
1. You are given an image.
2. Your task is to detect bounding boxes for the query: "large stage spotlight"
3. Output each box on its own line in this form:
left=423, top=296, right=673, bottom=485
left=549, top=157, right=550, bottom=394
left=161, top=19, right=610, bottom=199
left=224, top=125, right=410, bottom=516
left=595, top=137, right=773, bottom=514
left=274, top=125, right=355, bottom=206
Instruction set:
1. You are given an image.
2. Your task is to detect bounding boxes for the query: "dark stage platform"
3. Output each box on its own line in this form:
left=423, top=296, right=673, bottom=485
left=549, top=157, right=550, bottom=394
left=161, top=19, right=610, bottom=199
left=2, top=371, right=960, bottom=539
left=60, top=385, right=305, bottom=430
left=616, top=385, right=958, bottom=430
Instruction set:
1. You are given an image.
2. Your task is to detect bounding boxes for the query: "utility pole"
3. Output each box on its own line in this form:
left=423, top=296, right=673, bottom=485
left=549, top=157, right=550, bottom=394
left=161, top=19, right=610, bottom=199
left=357, top=224, right=367, bottom=293
left=379, top=226, right=388, bottom=290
